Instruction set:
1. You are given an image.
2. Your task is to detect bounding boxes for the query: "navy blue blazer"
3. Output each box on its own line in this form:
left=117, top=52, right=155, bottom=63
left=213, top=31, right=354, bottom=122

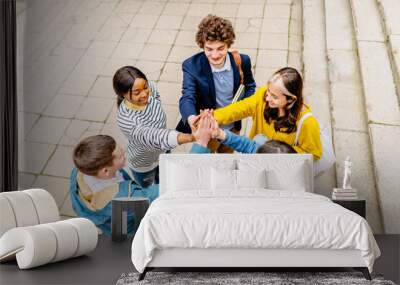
left=176, top=51, right=256, bottom=133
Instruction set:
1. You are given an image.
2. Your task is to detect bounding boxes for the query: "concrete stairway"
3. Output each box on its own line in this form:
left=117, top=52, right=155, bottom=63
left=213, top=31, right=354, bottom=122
left=350, top=0, right=400, bottom=234
left=377, top=0, right=400, bottom=99
left=303, top=0, right=400, bottom=233
left=324, top=0, right=383, bottom=233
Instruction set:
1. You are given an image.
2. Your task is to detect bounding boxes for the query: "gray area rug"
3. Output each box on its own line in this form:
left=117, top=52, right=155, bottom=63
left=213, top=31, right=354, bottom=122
left=117, top=271, right=396, bottom=285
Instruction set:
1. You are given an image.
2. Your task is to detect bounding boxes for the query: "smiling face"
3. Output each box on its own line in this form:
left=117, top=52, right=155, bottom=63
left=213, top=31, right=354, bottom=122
left=264, top=74, right=298, bottom=117
left=265, top=82, right=289, bottom=110
left=204, top=40, right=229, bottom=69
left=124, top=78, right=150, bottom=107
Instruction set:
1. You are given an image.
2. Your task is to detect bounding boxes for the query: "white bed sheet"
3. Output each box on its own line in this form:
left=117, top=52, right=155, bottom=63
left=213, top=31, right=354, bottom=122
left=131, top=190, right=380, bottom=273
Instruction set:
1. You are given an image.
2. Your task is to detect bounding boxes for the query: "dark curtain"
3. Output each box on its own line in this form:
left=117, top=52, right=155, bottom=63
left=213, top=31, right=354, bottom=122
left=0, top=0, right=18, bottom=192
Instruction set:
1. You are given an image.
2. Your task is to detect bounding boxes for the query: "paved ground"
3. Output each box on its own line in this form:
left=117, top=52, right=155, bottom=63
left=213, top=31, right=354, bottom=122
left=16, top=0, right=400, bottom=233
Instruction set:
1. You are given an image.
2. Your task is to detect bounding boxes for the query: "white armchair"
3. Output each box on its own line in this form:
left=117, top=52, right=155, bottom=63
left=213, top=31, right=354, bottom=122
left=0, top=189, right=98, bottom=269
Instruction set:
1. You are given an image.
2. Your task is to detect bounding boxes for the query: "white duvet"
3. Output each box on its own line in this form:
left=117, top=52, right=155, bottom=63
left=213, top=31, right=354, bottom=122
left=131, top=190, right=380, bottom=273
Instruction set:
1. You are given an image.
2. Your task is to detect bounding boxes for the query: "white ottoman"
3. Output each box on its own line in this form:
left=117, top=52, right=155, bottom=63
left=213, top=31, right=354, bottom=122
left=0, top=189, right=98, bottom=269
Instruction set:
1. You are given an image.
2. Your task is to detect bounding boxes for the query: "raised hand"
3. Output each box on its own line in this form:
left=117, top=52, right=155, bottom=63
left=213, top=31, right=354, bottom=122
left=210, top=115, right=225, bottom=140
left=188, top=114, right=201, bottom=133
left=189, top=109, right=213, bottom=133
left=192, top=112, right=214, bottom=147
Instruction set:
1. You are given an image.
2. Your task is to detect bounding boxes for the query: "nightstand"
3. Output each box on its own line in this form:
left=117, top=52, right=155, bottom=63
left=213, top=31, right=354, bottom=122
left=332, top=199, right=366, bottom=218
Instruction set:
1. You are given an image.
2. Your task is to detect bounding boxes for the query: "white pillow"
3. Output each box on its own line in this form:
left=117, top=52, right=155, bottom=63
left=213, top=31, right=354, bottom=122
left=167, top=162, right=211, bottom=191
left=211, top=168, right=236, bottom=190
left=236, top=169, right=267, bottom=189
left=266, top=162, right=308, bottom=191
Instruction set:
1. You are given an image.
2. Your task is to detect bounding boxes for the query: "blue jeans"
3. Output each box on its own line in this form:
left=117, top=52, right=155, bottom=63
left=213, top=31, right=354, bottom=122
left=130, top=166, right=159, bottom=188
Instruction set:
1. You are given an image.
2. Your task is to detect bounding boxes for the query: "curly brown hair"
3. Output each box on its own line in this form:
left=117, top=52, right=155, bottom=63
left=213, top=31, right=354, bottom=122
left=195, top=15, right=235, bottom=48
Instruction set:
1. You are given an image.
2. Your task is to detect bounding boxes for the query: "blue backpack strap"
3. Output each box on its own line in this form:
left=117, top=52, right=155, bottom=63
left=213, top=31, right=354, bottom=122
left=120, top=168, right=132, bottom=181
left=130, top=183, right=160, bottom=203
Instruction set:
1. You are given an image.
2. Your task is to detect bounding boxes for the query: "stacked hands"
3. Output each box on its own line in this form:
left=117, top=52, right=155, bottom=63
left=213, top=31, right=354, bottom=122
left=189, top=110, right=225, bottom=147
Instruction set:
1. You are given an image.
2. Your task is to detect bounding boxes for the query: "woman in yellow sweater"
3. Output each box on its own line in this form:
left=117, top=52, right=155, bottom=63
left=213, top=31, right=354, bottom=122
left=213, top=67, right=322, bottom=160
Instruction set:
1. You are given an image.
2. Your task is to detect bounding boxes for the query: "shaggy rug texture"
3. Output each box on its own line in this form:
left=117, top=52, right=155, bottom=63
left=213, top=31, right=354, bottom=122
left=116, top=271, right=396, bottom=285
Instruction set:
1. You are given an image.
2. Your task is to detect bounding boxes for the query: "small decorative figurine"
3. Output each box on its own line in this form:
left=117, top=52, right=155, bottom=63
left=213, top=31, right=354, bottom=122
left=342, top=156, right=352, bottom=189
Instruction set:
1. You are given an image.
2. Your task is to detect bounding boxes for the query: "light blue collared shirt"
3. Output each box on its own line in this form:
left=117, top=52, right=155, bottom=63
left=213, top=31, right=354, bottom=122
left=211, top=55, right=234, bottom=130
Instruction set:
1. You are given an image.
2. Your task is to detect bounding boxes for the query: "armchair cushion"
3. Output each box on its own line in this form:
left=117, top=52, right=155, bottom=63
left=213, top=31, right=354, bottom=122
left=0, top=189, right=98, bottom=269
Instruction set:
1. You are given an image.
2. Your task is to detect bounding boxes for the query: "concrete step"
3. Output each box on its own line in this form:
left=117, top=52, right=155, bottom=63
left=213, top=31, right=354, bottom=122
left=302, top=0, right=336, bottom=197
left=357, top=41, right=400, bottom=125
left=350, top=0, right=400, bottom=125
left=375, top=0, right=400, bottom=234
left=389, top=35, right=400, bottom=98
left=368, top=124, right=400, bottom=233
left=377, top=0, right=400, bottom=100
left=377, top=0, right=400, bottom=35
left=288, top=0, right=303, bottom=73
left=324, top=0, right=383, bottom=233
left=350, top=0, right=400, bottom=233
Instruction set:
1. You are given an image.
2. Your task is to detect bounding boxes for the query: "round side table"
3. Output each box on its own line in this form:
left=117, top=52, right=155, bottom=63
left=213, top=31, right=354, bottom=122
left=111, top=197, right=149, bottom=242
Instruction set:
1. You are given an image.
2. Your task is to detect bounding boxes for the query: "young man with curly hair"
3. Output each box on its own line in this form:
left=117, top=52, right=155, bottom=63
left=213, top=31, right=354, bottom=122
left=176, top=15, right=256, bottom=153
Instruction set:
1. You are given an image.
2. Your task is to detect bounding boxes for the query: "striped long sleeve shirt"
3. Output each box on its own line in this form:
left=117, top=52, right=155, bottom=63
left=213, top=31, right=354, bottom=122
left=117, top=81, right=179, bottom=172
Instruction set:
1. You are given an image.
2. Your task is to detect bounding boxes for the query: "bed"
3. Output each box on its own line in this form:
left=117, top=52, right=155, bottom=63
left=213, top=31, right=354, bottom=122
left=131, top=154, right=380, bottom=280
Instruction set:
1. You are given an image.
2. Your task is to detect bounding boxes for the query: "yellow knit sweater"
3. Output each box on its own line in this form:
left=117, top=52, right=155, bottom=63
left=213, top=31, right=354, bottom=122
left=214, top=86, right=322, bottom=160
